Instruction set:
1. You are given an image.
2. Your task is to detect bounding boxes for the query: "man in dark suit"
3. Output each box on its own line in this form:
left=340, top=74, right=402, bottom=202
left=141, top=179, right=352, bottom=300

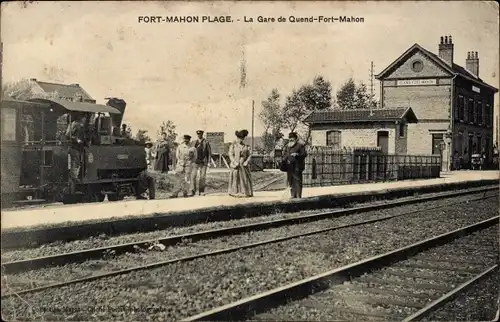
left=282, top=132, right=307, bottom=198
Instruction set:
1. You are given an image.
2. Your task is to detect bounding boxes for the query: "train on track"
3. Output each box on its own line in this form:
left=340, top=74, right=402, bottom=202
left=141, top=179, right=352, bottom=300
left=1, top=97, right=155, bottom=207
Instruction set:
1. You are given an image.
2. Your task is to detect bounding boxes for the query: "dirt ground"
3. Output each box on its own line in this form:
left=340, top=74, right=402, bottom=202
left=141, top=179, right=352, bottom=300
left=153, top=170, right=286, bottom=198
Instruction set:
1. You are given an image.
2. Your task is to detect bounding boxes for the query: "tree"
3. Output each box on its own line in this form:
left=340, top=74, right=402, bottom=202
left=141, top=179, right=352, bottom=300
left=336, top=78, right=377, bottom=110
left=261, top=131, right=277, bottom=154
left=282, top=76, right=333, bottom=143
left=310, top=76, right=332, bottom=110
left=354, top=82, right=377, bottom=109
left=336, top=78, right=357, bottom=109
left=282, top=88, right=307, bottom=132
left=259, top=89, right=284, bottom=153
left=156, top=120, right=178, bottom=146
left=135, top=129, right=151, bottom=143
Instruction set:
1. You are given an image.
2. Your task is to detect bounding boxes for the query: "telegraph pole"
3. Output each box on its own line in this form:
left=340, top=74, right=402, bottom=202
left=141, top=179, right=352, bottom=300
left=369, top=61, right=375, bottom=115
left=240, top=38, right=254, bottom=151
left=251, top=100, right=255, bottom=151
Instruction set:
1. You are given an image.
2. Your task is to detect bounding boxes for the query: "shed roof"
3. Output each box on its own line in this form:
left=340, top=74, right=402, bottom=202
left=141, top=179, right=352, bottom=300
left=29, top=98, right=121, bottom=114
left=304, top=107, right=418, bottom=124
left=1, top=98, right=51, bottom=109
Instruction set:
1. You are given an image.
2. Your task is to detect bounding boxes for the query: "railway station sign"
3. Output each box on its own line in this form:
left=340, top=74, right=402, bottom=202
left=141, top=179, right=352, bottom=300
left=396, top=79, right=437, bottom=86
left=206, top=132, right=225, bottom=155
left=472, top=86, right=480, bottom=93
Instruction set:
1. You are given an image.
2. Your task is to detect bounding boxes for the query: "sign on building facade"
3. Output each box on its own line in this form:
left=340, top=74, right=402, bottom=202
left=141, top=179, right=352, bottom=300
left=396, top=79, right=437, bottom=86
left=472, top=86, right=481, bottom=93
left=206, top=132, right=225, bottom=154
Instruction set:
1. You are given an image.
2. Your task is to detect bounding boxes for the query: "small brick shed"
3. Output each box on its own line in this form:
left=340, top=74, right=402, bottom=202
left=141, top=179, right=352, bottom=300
left=305, top=107, right=418, bottom=155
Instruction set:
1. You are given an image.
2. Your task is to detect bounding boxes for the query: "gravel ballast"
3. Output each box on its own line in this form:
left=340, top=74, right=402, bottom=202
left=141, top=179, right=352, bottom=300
left=2, top=190, right=495, bottom=262
left=1, top=196, right=498, bottom=321
left=2, top=193, right=496, bottom=293
left=423, top=268, right=499, bottom=321
left=253, top=226, right=499, bottom=321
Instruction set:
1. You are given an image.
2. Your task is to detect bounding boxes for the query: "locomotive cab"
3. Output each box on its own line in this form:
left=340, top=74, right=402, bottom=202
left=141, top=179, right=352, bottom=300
left=1, top=97, right=155, bottom=207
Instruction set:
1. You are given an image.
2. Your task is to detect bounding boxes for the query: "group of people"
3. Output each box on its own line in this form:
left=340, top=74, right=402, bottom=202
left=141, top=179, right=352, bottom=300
left=145, top=130, right=211, bottom=198
left=452, top=144, right=499, bottom=170
left=145, top=130, right=308, bottom=199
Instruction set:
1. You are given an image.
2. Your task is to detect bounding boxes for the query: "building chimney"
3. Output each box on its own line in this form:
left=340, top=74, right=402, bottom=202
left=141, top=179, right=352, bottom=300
left=70, top=83, right=80, bottom=87
left=465, top=51, right=479, bottom=77
left=438, top=35, right=454, bottom=66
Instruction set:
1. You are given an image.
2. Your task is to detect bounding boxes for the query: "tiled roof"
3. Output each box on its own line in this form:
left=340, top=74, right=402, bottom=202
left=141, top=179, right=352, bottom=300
left=419, top=47, right=494, bottom=86
left=32, top=80, right=95, bottom=101
left=304, top=107, right=418, bottom=124
left=376, top=44, right=498, bottom=92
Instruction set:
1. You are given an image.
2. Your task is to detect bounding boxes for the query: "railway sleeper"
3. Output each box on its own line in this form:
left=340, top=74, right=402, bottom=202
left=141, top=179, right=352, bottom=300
left=373, top=268, right=470, bottom=284
left=355, top=276, right=452, bottom=291
left=395, top=261, right=484, bottom=274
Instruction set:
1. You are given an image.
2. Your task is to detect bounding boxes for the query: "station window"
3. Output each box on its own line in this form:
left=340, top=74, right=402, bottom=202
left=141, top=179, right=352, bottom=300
left=485, top=104, right=491, bottom=127
left=477, top=101, right=483, bottom=126
left=326, top=130, right=342, bottom=149
left=399, top=122, right=405, bottom=138
left=457, top=95, right=465, bottom=121
left=467, top=99, right=474, bottom=124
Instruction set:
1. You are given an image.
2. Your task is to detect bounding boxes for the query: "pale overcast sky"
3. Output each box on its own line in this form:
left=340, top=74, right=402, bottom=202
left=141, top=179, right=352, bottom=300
left=1, top=1, right=499, bottom=141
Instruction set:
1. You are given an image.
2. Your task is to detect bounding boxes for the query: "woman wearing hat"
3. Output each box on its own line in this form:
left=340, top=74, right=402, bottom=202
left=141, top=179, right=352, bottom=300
left=228, top=129, right=253, bottom=198
left=155, top=132, right=170, bottom=173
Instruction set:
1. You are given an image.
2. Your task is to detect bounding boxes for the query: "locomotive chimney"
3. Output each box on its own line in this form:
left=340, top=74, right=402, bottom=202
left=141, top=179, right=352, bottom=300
left=438, top=35, right=454, bottom=66
left=105, top=97, right=127, bottom=128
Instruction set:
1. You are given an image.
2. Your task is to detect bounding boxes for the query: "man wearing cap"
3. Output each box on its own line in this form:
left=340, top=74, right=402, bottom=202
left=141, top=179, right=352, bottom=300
left=170, top=134, right=197, bottom=198
left=282, top=132, right=307, bottom=199
left=66, top=113, right=88, bottom=185
left=191, top=130, right=212, bottom=196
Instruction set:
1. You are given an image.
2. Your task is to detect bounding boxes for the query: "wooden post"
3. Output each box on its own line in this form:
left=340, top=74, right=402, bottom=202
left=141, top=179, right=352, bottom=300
left=251, top=99, right=255, bottom=152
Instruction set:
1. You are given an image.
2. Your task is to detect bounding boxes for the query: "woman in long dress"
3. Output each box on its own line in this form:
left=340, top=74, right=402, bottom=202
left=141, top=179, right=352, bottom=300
left=155, top=132, right=170, bottom=173
left=228, top=130, right=253, bottom=197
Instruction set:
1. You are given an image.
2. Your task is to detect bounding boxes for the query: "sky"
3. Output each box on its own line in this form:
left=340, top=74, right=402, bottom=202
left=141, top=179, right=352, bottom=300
left=1, top=1, right=499, bottom=142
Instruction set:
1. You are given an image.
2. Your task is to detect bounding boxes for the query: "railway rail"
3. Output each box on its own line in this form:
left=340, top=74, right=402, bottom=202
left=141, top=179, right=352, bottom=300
left=1, top=187, right=496, bottom=299
left=2, top=186, right=496, bottom=274
left=183, top=217, right=499, bottom=321
left=3, top=180, right=496, bottom=250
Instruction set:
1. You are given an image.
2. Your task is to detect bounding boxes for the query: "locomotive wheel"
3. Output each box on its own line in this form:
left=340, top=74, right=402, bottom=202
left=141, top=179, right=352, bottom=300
left=88, top=193, right=105, bottom=202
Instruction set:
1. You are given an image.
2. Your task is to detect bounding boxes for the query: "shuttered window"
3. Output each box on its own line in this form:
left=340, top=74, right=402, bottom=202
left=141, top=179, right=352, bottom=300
left=468, top=98, right=474, bottom=124
left=477, top=101, right=483, bottom=125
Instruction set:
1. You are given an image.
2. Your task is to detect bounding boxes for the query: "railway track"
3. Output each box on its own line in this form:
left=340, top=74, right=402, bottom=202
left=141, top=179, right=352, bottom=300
left=1, top=187, right=496, bottom=298
left=183, top=217, right=499, bottom=321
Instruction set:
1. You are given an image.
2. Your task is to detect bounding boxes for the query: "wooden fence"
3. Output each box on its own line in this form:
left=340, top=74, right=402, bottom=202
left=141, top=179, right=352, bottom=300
left=303, top=146, right=441, bottom=187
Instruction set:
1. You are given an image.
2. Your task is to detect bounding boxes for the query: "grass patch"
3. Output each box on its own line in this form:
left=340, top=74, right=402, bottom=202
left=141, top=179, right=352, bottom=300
left=153, top=170, right=284, bottom=195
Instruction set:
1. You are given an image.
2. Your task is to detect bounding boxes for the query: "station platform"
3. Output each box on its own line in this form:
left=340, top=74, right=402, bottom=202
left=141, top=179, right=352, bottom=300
left=1, top=171, right=498, bottom=231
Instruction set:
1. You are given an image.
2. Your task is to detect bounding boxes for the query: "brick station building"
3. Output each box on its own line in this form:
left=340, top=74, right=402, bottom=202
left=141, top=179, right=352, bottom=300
left=376, top=35, right=498, bottom=169
left=306, top=35, right=498, bottom=170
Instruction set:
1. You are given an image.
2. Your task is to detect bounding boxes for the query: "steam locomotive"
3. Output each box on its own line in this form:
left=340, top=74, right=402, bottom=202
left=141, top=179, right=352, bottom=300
left=1, top=97, right=155, bottom=207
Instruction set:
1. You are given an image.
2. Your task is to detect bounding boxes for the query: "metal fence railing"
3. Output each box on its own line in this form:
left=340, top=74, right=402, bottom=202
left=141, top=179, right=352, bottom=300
left=301, top=146, right=441, bottom=187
